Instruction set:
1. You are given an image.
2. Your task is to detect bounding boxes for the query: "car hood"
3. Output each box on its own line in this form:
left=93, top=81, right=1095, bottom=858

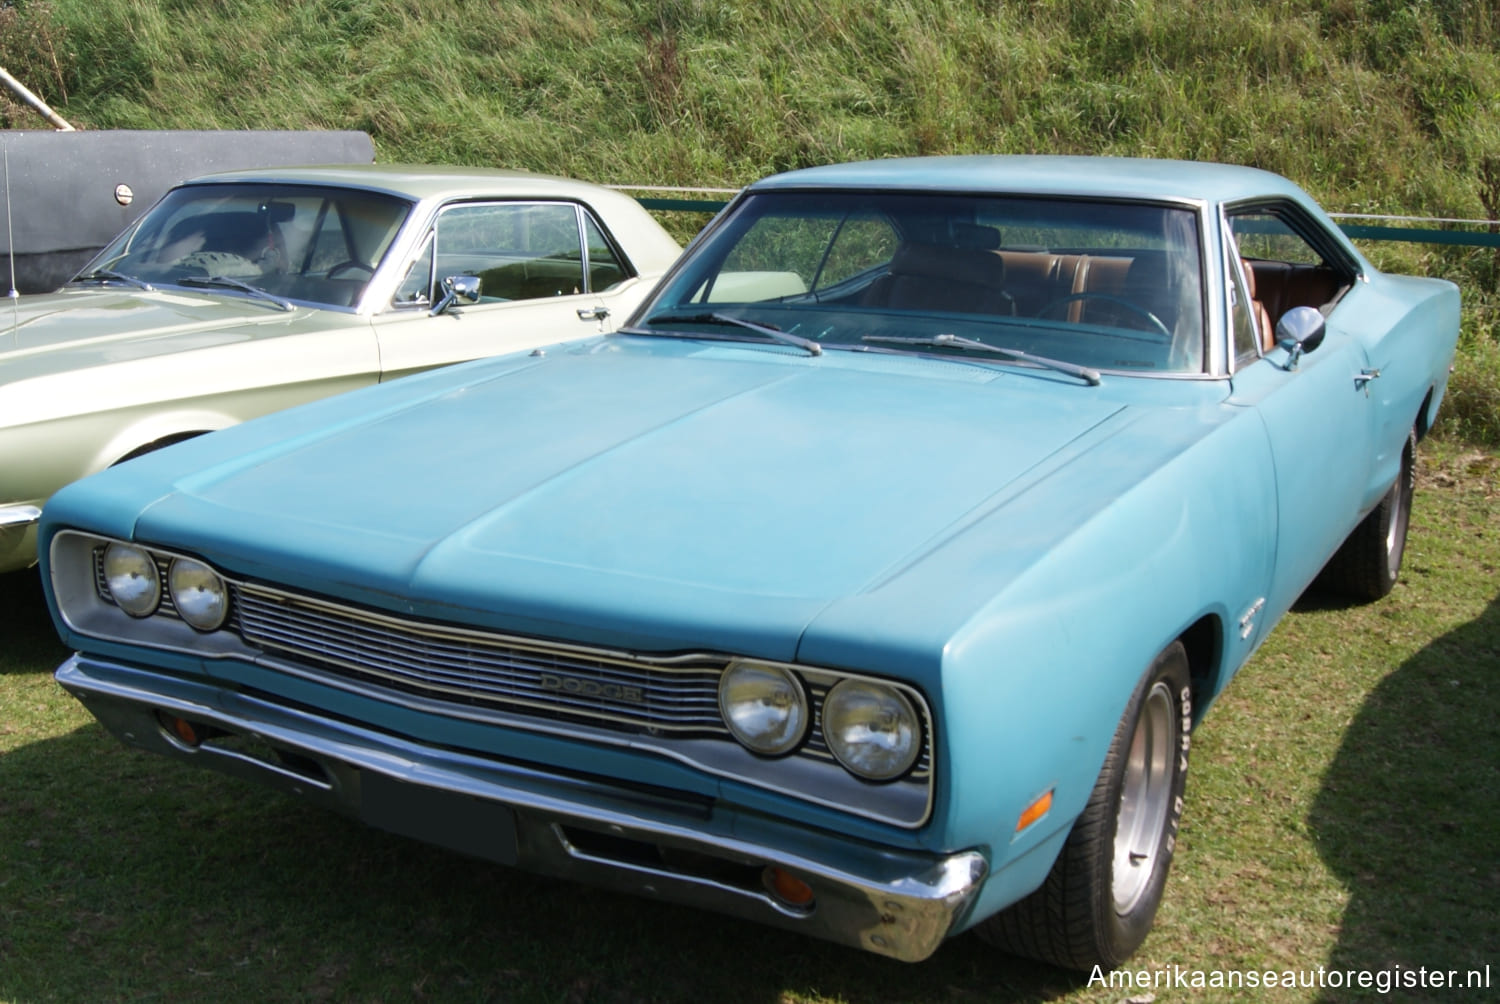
left=101, top=338, right=1177, bottom=659
left=0, top=286, right=317, bottom=383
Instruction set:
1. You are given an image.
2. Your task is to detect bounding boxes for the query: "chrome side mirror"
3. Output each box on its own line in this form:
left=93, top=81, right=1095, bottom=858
left=1275, top=305, right=1326, bottom=370
left=431, top=274, right=482, bottom=316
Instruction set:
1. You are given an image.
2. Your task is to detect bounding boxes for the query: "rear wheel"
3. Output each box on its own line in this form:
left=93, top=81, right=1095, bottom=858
left=1317, top=428, right=1415, bottom=601
left=976, top=642, right=1191, bottom=970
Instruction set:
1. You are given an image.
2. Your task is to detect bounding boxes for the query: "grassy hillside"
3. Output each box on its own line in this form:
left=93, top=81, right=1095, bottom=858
left=3, top=0, right=1498, bottom=440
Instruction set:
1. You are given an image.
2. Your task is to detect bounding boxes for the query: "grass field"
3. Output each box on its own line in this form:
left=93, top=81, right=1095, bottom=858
left=1, top=443, right=1494, bottom=1004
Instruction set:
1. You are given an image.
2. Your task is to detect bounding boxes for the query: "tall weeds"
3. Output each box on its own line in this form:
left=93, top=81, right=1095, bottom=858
left=0, top=1, right=70, bottom=126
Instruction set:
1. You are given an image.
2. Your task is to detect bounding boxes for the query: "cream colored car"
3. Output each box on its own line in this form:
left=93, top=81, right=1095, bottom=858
left=0, top=164, right=681, bottom=572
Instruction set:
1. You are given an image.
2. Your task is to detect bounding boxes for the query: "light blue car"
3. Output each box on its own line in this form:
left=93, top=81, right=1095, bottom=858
left=39, top=156, right=1460, bottom=970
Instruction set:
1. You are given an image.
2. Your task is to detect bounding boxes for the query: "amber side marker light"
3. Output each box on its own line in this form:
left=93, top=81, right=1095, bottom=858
left=763, top=866, right=816, bottom=909
left=1016, top=789, right=1054, bottom=832
left=159, top=713, right=203, bottom=747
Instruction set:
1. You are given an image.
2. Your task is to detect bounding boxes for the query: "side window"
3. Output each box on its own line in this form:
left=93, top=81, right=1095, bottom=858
left=1226, top=205, right=1351, bottom=352
left=1229, top=210, right=1322, bottom=265
left=432, top=202, right=585, bottom=303
left=584, top=214, right=629, bottom=291
left=304, top=208, right=351, bottom=273
left=819, top=214, right=899, bottom=287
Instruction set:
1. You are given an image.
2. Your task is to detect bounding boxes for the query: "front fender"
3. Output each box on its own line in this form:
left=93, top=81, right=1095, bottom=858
left=93, top=409, right=236, bottom=471
left=925, top=409, right=1276, bottom=921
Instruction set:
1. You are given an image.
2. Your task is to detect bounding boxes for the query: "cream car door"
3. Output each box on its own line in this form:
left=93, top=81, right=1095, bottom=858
left=371, top=201, right=620, bottom=380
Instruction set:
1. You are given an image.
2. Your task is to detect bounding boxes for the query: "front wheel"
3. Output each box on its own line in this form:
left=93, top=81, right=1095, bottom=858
left=976, top=642, right=1191, bottom=971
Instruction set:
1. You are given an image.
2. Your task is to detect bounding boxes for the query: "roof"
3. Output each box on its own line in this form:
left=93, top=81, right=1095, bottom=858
left=750, top=155, right=1313, bottom=206
left=179, top=163, right=632, bottom=205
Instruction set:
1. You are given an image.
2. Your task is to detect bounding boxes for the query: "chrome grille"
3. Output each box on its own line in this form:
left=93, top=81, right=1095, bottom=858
left=233, top=584, right=730, bottom=735
left=226, top=584, right=928, bottom=776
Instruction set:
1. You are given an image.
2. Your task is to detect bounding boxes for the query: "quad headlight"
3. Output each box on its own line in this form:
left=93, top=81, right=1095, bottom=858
left=823, top=679, right=921, bottom=781
left=718, top=660, right=809, bottom=756
left=168, top=557, right=229, bottom=631
left=718, top=660, right=925, bottom=782
left=102, top=542, right=161, bottom=617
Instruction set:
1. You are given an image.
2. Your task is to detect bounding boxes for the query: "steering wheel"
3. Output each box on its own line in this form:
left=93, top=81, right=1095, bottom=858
left=326, top=260, right=374, bottom=280
left=1037, top=292, right=1171, bottom=339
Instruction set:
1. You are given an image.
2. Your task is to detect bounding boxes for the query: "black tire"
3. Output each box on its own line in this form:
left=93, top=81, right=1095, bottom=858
left=1317, top=428, right=1416, bottom=602
left=975, top=642, right=1191, bottom=971
left=113, top=432, right=205, bottom=466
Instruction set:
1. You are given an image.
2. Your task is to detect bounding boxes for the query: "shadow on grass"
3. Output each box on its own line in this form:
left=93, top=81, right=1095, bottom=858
left=1308, top=588, right=1500, bottom=1001
left=0, top=730, right=1083, bottom=1002
left=0, top=568, right=69, bottom=671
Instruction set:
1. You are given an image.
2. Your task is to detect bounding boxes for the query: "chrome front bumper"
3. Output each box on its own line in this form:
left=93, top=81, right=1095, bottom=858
left=56, top=653, right=987, bottom=962
left=0, top=504, right=42, bottom=573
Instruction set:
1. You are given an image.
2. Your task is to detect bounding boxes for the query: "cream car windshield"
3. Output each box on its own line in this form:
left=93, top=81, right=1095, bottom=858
left=77, top=183, right=413, bottom=310
left=638, top=191, right=1207, bottom=375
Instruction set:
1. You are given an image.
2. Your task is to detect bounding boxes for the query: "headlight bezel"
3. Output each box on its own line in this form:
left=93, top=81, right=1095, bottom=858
left=715, top=658, right=931, bottom=785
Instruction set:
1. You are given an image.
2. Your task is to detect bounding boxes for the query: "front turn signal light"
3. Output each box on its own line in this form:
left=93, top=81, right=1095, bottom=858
left=1016, top=789, right=1054, bottom=832
left=763, top=866, right=815, bottom=909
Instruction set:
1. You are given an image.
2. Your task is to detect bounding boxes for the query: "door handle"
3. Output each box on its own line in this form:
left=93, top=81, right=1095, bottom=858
left=1354, top=368, right=1381, bottom=395
left=576, top=306, right=609, bottom=322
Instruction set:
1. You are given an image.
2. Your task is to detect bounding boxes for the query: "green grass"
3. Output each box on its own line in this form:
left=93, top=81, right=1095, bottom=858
left=1, top=444, right=1496, bottom=1003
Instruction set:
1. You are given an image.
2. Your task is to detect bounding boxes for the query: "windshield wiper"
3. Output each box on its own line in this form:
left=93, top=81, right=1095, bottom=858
left=71, top=268, right=154, bottom=292
left=635, top=311, right=822, bottom=357
left=178, top=275, right=293, bottom=311
left=861, top=332, right=1101, bottom=386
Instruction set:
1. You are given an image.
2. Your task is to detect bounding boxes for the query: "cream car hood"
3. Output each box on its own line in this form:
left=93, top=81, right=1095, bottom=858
left=0, top=286, right=321, bottom=384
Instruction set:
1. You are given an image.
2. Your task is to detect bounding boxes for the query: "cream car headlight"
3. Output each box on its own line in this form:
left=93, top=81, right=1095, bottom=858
left=718, top=660, right=808, bottom=756
left=823, top=679, right=921, bottom=780
left=168, top=557, right=229, bottom=631
left=102, top=542, right=161, bottom=618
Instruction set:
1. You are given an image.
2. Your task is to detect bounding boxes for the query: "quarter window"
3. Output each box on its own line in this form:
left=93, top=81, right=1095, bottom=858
left=585, top=215, right=629, bottom=291
left=1225, top=244, right=1261, bottom=366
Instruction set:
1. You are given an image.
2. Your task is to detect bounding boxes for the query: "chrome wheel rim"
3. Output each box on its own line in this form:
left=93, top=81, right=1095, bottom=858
left=1112, top=680, right=1175, bottom=914
left=1386, top=458, right=1412, bottom=578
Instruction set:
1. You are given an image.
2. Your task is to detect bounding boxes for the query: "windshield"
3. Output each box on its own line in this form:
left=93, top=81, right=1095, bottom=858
left=77, top=183, right=413, bottom=309
left=637, top=190, right=1207, bottom=375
